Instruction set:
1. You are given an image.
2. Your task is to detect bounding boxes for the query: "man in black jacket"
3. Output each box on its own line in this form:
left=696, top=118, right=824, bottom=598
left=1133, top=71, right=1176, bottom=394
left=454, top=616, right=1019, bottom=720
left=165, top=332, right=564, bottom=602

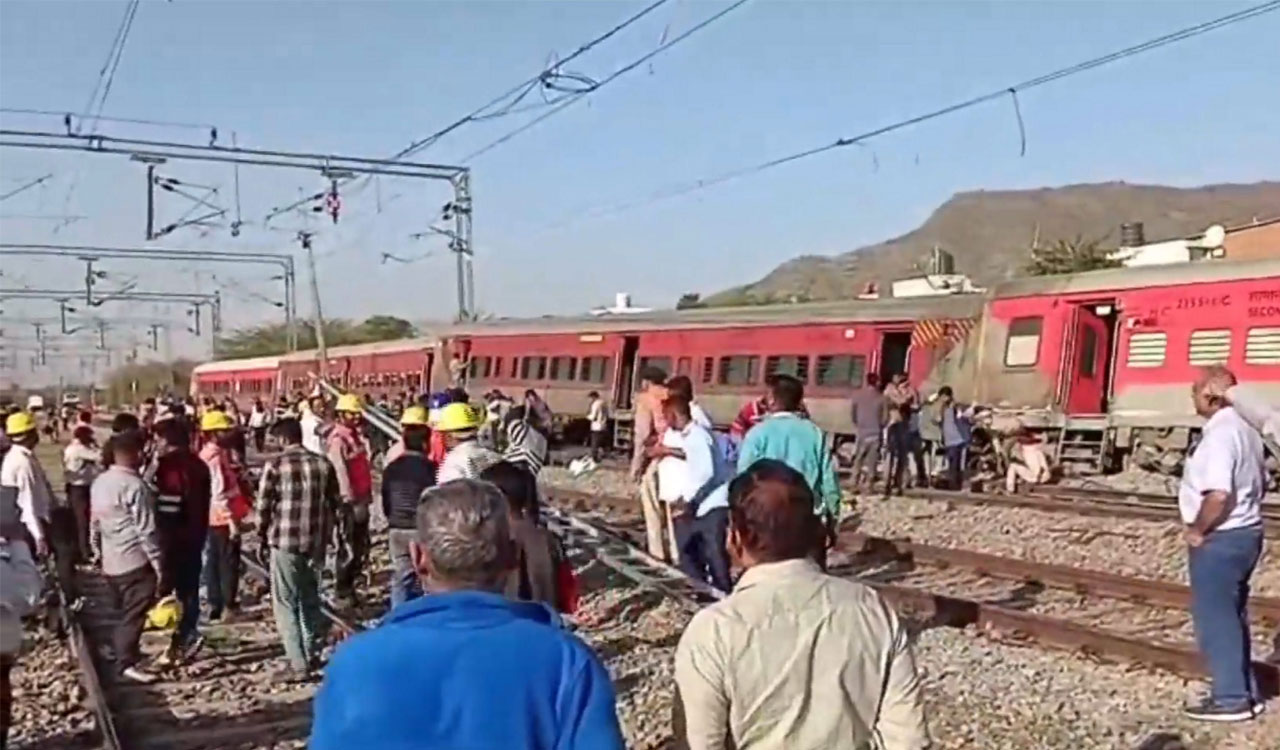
left=381, top=420, right=436, bottom=608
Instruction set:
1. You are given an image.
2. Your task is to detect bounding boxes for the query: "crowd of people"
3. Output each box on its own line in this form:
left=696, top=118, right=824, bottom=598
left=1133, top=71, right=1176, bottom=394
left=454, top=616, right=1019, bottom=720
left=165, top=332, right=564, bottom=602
left=0, top=361, right=1274, bottom=746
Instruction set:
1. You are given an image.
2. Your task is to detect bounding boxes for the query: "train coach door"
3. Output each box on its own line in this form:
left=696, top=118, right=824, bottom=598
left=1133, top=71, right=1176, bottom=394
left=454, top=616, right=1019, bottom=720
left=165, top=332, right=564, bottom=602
left=1064, top=303, right=1115, bottom=414
left=615, top=336, right=640, bottom=410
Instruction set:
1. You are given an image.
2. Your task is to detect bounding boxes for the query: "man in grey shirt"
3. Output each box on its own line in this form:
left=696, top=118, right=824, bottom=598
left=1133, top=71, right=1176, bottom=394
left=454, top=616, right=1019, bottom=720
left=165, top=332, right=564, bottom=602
left=91, top=429, right=164, bottom=684
left=849, top=373, right=887, bottom=490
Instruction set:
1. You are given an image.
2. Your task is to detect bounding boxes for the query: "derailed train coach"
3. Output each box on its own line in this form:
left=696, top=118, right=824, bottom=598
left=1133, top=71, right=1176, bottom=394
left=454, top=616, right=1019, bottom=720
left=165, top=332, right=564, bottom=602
left=192, top=257, right=1280, bottom=475
left=969, top=258, right=1280, bottom=474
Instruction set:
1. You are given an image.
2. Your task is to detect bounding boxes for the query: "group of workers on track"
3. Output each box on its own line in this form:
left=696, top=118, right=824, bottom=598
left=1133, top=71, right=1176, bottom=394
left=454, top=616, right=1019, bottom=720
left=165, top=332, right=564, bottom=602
left=0, top=362, right=1275, bottom=747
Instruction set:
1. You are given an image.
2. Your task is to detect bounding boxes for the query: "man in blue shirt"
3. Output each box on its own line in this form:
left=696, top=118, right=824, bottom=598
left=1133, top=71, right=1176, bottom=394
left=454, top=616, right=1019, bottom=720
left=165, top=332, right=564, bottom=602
left=737, top=376, right=841, bottom=564
left=310, top=479, right=624, bottom=750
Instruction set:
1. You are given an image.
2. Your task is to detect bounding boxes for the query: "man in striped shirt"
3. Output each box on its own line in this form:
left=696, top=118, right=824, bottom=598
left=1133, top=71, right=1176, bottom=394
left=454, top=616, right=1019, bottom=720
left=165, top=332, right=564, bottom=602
left=257, top=418, right=340, bottom=680
left=503, top=406, right=549, bottom=478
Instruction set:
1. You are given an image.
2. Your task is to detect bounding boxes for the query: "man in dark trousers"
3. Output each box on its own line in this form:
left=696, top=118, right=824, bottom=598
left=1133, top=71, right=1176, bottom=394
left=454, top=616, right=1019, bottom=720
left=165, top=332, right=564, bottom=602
left=151, top=419, right=212, bottom=667
left=381, top=410, right=436, bottom=608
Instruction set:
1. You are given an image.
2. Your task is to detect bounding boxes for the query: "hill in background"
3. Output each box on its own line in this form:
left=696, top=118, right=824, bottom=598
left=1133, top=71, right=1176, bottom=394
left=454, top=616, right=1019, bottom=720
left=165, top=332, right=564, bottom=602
left=702, top=181, right=1280, bottom=306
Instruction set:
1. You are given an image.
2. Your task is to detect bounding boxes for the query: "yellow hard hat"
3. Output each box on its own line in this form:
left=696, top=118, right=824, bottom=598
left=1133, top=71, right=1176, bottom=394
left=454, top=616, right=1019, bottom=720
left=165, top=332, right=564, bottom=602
left=200, top=410, right=234, bottom=432
left=4, top=411, right=36, bottom=436
left=434, top=402, right=482, bottom=432
left=146, top=595, right=182, bottom=631
left=400, top=405, right=429, bottom=426
left=335, top=393, right=362, bottom=413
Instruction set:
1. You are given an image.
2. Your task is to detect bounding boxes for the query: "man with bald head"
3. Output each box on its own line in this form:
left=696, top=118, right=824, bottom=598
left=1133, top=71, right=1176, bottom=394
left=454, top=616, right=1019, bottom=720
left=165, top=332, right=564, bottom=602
left=1180, top=366, right=1267, bottom=722
left=309, top=479, right=623, bottom=750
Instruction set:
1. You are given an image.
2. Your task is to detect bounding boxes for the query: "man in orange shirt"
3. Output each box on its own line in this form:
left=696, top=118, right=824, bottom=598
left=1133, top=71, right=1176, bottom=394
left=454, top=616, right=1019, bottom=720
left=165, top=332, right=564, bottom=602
left=630, top=367, right=674, bottom=561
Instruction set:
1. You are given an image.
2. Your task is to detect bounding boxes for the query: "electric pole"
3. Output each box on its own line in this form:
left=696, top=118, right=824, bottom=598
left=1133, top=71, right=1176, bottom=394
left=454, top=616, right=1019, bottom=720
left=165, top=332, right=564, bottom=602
left=298, top=231, right=328, bottom=379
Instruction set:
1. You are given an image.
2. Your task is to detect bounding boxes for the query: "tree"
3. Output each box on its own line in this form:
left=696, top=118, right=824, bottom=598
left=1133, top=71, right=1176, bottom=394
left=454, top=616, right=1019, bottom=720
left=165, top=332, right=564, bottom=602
left=213, top=315, right=417, bottom=359
left=103, top=359, right=196, bottom=407
left=675, top=293, right=703, bottom=310
left=1025, top=235, right=1122, bottom=276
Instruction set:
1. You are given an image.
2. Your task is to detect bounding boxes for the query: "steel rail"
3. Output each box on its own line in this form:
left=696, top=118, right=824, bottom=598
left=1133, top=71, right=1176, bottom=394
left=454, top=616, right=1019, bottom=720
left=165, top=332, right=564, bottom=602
left=64, top=585, right=124, bottom=750
left=544, top=486, right=1280, bottom=689
left=905, top=487, right=1280, bottom=537
left=842, top=533, right=1280, bottom=621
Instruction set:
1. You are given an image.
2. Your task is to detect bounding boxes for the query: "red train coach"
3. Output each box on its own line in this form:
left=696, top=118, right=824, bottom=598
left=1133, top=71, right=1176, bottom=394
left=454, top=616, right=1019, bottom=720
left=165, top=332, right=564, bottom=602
left=443, top=295, right=986, bottom=446
left=190, top=355, right=283, bottom=408
left=277, top=336, right=440, bottom=398
left=973, top=258, right=1280, bottom=472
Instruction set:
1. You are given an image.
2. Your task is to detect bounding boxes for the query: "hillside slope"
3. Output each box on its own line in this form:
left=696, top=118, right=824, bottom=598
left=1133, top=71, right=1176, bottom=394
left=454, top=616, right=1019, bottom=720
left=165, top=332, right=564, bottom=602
left=704, top=181, right=1280, bottom=305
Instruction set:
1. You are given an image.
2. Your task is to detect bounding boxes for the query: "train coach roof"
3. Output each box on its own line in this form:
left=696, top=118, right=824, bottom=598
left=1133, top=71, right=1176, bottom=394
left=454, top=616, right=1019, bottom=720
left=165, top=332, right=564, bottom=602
left=276, top=334, right=440, bottom=363
left=448, top=294, right=988, bottom=336
left=992, top=258, right=1280, bottom=298
left=191, top=355, right=283, bottom=374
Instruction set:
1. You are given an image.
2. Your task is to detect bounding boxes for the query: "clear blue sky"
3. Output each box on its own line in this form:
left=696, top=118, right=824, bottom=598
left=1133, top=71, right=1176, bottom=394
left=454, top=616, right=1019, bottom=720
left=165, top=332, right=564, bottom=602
left=1, top=0, right=1277, bottom=381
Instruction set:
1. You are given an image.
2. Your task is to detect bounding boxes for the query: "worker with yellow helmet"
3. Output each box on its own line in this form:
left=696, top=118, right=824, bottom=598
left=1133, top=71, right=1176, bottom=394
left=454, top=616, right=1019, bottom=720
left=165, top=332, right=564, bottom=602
left=199, top=406, right=250, bottom=621
left=382, top=403, right=438, bottom=606
left=436, top=401, right=502, bottom=482
left=327, top=394, right=374, bottom=607
left=1, top=410, right=55, bottom=560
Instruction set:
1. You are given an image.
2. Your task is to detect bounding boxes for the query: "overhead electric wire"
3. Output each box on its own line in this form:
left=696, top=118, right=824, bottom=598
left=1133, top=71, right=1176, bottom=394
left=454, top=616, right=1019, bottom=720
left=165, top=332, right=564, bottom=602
left=461, top=0, right=751, bottom=163
left=390, top=0, right=673, bottom=160
left=0, top=174, right=53, bottom=202
left=551, top=0, right=1280, bottom=225
left=0, top=107, right=213, bottom=132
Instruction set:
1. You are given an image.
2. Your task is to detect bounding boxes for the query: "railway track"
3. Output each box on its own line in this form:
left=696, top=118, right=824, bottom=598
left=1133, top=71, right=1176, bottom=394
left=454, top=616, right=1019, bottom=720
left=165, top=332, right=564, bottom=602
left=905, top=486, right=1280, bottom=537
left=69, top=547, right=361, bottom=750
left=542, top=485, right=1280, bottom=694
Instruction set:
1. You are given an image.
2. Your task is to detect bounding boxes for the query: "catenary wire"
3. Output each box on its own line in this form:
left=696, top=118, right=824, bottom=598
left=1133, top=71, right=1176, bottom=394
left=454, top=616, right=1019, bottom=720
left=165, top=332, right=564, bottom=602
left=546, top=0, right=1280, bottom=225
left=460, top=0, right=752, bottom=163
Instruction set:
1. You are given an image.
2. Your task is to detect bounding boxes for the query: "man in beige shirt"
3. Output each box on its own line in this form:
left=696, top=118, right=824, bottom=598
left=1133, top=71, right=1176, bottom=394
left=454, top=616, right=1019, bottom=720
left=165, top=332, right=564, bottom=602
left=630, top=366, right=673, bottom=561
left=674, top=457, right=929, bottom=750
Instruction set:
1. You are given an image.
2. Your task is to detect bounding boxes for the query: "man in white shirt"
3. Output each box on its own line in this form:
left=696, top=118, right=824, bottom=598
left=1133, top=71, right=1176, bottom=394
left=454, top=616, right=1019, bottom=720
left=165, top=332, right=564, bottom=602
left=655, top=395, right=732, bottom=591
left=63, top=425, right=100, bottom=563
left=300, top=396, right=327, bottom=455
left=586, top=391, right=608, bottom=462
left=1178, top=367, right=1267, bottom=723
left=0, top=412, right=55, bottom=559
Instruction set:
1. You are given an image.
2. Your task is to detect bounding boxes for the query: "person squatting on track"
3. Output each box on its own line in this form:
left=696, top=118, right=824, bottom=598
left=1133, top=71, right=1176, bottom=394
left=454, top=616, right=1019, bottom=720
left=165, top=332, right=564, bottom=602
left=674, top=459, right=929, bottom=750
left=381, top=407, right=437, bottom=608
left=257, top=418, right=340, bottom=681
left=1178, top=366, right=1268, bottom=723
left=199, top=409, right=251, bottom=621
left=631, top=366, right=674, bottom=562
left=327, top=394, right=375, bottom=608
left=309, top=478, right=624, bottom=750
left=151, top=418, right=212, bottom=667
left=736, top=375, right=841, bottom=567
left=62, top=425, right=100, bottom=566
left=91, top=429, right=165, bottom=684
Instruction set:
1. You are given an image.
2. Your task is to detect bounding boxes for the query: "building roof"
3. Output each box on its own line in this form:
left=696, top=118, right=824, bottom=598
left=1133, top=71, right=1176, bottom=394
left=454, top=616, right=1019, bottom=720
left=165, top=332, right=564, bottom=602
left=991, top=257, right=1280, bottom=298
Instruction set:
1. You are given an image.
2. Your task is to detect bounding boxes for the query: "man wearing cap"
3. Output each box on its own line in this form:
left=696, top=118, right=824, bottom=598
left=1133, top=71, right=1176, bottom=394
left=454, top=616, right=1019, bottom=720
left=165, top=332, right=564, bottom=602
left=436, top=403, right=502, bottom=483
left=1, top=412, right=55, bottom=562
left=200, top=409, right=250, bottom=621
left=328, top=394, right=374, bottom=607
left=381, top=406, right=436, bottom=607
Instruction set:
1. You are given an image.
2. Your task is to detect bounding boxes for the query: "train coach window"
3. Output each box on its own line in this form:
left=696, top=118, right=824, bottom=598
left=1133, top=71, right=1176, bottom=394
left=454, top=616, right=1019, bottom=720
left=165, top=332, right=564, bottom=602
left=637, top=357, right=672, bottom=380
left=676, top=357, right=692, bottom=377
left=550, top=356, right=577, bottom=381
left=766, top=355, right=810, bottom=383
left=701, top=357, right=714, bottom=384
left=579, top=356, right=611, bottom=384
left=1125, top=332, right=1167, bottom=368
left=1246, top=328, right=1280, bottom=365
left=510, top=358, right=519, bottom=378
left=1188, top=329, right=1232, bottom=366
left=1004, top=317, right=1043, bottom=368
left=520, top=356, right=548, bottom=380
left=815, top=354, right=866, bottom=387
left=718, top=355, right=760, bottom=386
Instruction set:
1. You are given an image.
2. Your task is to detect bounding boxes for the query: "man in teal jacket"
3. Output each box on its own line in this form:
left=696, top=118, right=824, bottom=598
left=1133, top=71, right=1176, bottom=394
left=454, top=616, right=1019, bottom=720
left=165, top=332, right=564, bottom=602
left=737, top=375, right=842, bottom=558
left=310, top=479, right=624, bottom=750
